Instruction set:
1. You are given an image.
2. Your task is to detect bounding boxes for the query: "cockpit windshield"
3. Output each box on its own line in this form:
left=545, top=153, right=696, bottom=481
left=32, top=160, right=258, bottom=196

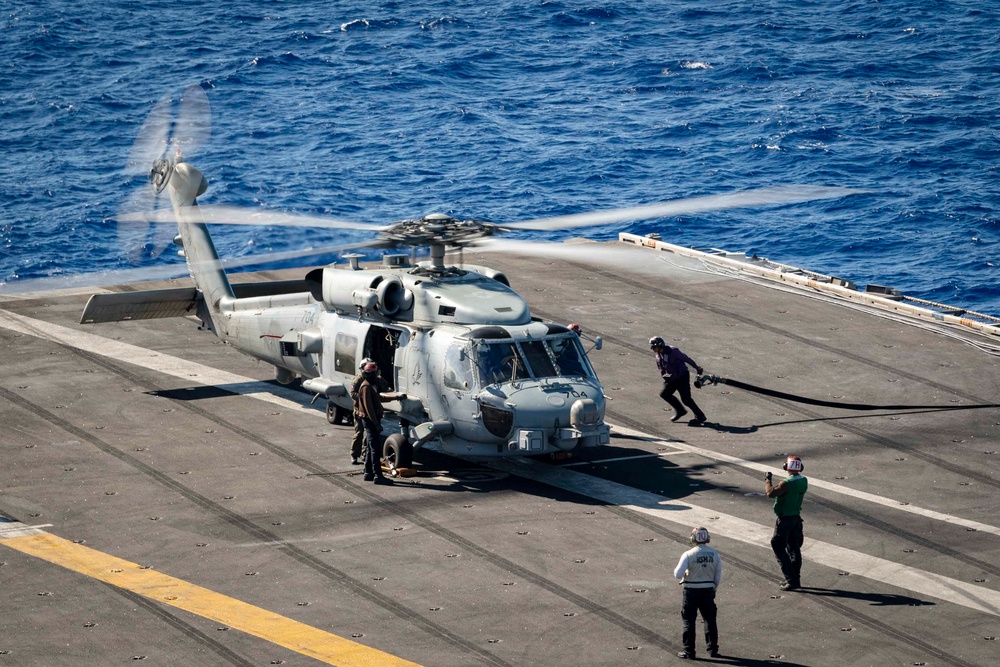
left=472, top=335, right=594, bottom=387
left=474, top=341, right=530, bottom=385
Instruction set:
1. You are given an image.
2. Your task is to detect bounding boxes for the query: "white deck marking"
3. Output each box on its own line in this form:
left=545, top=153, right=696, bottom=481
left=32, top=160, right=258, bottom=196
left=562, top=452, right=674, bottom=466
left=486, top=456, right=1000, bottom=616
left=609, top=424, right=1000, bottom=537
left=0, top=309, right=319, bottom=416
left=0, top=522, right=53, bottom=537
left=3, top=309, right=999, bottom=615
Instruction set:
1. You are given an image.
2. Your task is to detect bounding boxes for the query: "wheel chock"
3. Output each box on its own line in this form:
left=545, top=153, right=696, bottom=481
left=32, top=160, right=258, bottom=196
left=382, top=463, right=416, bottom=478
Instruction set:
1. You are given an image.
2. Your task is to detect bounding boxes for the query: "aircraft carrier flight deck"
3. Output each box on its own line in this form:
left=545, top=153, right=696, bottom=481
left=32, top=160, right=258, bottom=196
left=1, top=240, right=998, bottom=666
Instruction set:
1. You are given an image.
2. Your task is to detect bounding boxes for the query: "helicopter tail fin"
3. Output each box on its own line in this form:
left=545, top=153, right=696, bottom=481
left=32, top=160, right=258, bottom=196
left=163, top=160, right=235, bottom=332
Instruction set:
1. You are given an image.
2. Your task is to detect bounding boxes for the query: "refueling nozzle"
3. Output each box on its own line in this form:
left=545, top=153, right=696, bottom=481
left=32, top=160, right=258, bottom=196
left=693, top=373, right=719, bottom=389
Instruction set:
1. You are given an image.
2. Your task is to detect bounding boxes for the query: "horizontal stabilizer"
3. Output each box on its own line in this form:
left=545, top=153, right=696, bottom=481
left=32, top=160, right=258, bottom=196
left=79, top=280, right=315, bottom=324
left=80, top=287, right=200, bottom=324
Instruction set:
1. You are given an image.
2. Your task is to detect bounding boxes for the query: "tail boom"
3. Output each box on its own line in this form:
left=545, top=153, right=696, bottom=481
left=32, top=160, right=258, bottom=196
left=166, top=161, right=235, bottom=329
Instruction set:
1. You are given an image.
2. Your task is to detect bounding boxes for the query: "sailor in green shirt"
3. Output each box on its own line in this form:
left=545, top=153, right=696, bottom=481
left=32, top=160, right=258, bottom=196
left=765, top=455, right=808, bottom=591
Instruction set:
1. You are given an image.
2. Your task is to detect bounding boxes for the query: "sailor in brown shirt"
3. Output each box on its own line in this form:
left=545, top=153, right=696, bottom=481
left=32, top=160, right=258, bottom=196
left=357, top=361, right=400, bottom=485
left=349, top=358, right=388, bottom=465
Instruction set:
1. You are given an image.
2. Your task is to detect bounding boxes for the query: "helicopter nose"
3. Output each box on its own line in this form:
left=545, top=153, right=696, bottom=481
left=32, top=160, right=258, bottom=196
left=502, top=386, right=608, bottom=454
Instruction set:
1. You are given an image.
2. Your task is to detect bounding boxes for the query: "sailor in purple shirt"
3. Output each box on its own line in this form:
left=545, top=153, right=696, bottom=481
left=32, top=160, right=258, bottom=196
left=649, top=336, right=707, bottom=424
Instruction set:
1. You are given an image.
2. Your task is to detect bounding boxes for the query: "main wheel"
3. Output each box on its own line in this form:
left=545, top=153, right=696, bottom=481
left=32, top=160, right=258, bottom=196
left=382, top=433, right=413, bottom=474
left=327, top=401, right=349, bottom=425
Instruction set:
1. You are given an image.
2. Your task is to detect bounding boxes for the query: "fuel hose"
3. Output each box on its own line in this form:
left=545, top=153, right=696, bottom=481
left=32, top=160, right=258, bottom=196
left=695, top=374, right=988, bottom=411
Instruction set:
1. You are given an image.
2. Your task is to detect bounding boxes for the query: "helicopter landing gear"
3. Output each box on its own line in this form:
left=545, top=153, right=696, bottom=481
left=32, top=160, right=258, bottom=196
left=327, top=400, right=351, bottom=426
left=382, top=433, right=414, bottom=477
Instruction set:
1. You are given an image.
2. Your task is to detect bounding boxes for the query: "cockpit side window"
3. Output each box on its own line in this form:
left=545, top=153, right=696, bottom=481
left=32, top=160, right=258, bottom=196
left=443, top=343, right=474, bottom=391
left=548, top=335, right=590, bottom=377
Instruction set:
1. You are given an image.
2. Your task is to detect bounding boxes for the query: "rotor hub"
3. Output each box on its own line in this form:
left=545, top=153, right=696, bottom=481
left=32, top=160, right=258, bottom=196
left=149, top=157, right=174, bottom=194
left=381, top=214, right=500, bottom=249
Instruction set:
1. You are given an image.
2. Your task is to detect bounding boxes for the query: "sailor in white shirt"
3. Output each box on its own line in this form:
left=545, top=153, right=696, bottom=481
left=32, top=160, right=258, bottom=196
left=673, top=527, right=722, bottom=659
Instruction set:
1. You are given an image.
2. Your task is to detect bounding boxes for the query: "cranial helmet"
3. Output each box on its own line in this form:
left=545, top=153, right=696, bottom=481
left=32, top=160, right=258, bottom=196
left=649, top=336, right=666, bottom=349
left=568, top=323, right=581, bottom=334
left=783, top=456, right=804, bottom=472
left=362, top=361, right=379, bottom=375
left=359, top=357, right=374, bottom=370
left=691, top=527, right=711, bottom=544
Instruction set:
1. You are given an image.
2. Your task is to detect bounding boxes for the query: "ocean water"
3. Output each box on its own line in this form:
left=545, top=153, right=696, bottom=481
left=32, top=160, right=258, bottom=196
left=2, top=1, right=999, bottom=314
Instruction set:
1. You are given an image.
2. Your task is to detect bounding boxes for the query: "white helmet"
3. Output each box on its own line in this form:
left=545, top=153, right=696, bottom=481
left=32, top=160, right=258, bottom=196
left=691, top=527, right=711, bottom=544
left=783, top=456, right=804, bottom=472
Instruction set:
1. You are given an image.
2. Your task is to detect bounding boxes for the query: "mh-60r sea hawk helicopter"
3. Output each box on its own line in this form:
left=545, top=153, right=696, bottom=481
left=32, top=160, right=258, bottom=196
left=82, top=86, right=861, bottom=470
left=84, top=157, right=610, bottom=468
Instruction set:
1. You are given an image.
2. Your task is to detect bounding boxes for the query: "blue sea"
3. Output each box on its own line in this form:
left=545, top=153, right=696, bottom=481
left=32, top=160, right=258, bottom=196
left=2, top=1, right=999, bottom=314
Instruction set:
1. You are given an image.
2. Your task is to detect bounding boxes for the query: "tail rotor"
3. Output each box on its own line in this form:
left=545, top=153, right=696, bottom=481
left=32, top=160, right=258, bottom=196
left=117, top=85, right=211, bottom=263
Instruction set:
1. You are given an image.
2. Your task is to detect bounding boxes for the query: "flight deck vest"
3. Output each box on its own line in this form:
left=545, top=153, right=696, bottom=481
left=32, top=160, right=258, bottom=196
left=773, top=474, right=808, bottom=517
left=679, top=545, right=720, bottom=589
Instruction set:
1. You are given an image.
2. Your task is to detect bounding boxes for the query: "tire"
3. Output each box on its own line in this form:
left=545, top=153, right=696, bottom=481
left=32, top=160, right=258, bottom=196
left=382, top=433, right=413, bottom=472
left=327, top=401, right=349, bottom=425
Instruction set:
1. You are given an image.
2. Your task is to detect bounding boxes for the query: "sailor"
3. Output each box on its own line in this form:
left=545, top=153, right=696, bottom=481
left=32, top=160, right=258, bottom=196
left=673, top=527, right=722, bottom=660
left=649, top=336, right=707, bottom=424
left=765, top=455, right=808, bottom=590
left=357, top=361, right=397, bottom=485
left=349, top=358, right=388, bottom=465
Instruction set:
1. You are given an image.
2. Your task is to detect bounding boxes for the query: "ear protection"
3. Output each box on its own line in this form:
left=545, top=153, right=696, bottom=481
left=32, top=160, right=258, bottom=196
left=691, top=527, right=711, bottom=544
left=783, top=456, right=804, bottom=472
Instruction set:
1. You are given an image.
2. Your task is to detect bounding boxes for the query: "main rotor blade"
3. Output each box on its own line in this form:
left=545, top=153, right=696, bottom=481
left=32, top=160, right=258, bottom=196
left=117, top=205, right=388, bottom=232
left=470, top=238, right=725, bottom=281
left=206, top=239, right=386, bottom=269
left=0, top=240, right=385, bottom=296
left=474, top=237, right=659, bottom=264
left=189, top=205, right=388, bottom=231
left=503, top=185, right=866, bottom=231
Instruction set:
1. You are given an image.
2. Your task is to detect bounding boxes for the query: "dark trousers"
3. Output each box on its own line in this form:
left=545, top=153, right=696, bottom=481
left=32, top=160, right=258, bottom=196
left=361, top=417, right=385, bottom=479
left=660, top=374, right=706, bottom=421
left=771, top=515, right=804, bottom=584
left=681, top=587, right=718, bottom=654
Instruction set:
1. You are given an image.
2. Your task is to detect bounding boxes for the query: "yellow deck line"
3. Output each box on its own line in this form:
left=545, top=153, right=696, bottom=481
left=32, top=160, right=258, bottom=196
left=2, top=531, right=422, bottom=666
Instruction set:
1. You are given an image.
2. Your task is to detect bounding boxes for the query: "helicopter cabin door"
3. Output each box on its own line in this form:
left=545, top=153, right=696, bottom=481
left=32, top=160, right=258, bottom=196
left=363, top=325, right=404, bottom=392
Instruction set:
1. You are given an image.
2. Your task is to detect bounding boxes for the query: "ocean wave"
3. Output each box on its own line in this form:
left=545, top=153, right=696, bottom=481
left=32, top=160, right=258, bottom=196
left=1, top=0, right=998, bottom=314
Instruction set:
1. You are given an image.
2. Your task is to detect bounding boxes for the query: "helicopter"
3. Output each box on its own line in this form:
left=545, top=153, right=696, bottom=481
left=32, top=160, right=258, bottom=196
left=80, top=85, right=862, bottom=471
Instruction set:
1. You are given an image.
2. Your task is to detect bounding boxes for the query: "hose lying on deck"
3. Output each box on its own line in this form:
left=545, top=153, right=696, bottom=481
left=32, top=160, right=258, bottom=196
left=694, top=374, right=992, bottom=411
